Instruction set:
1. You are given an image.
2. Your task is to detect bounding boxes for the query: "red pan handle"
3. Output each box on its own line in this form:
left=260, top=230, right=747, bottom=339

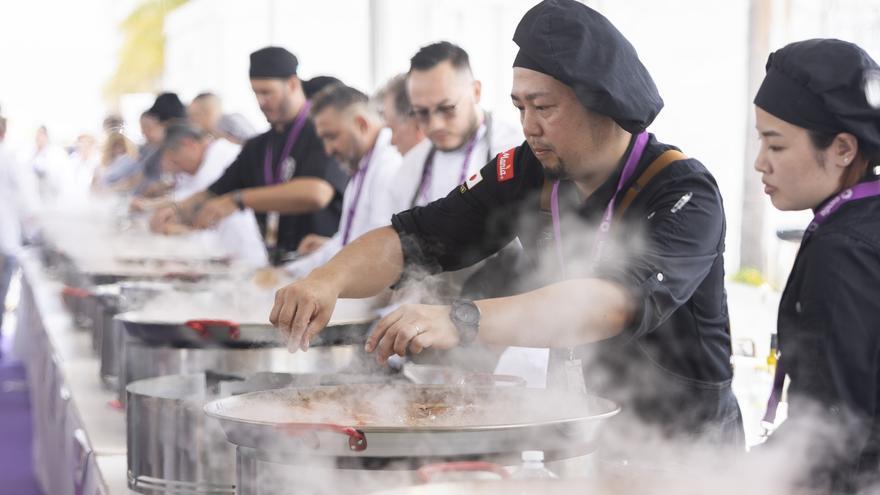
left=184, top=319, right=241, bottom=339
left=417, top=461, right=510, bottom=483
left=62, top=286, right=91, bottom=299
left=277, top=423, right=367, bottom=452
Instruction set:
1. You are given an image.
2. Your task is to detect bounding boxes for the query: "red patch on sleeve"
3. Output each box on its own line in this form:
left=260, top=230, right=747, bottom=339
left=496, top=148, right=516, bottom=183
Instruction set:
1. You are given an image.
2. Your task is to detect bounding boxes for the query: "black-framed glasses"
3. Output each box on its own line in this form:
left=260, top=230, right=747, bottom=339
left=409, top=101, right=459, bottom=125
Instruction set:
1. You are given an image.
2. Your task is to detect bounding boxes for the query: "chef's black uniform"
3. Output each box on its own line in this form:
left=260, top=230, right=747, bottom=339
left=392, top=134, right=743, bottom=443
left=754, top=38, right=880, bottom=493
left=207, top=118, right=347, bottom=264
left=771, top=188, right=880, bottom=492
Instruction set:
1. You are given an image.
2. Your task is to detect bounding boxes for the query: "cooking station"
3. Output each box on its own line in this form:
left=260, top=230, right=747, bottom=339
left=12, top=215, right=394, bottom=495
left=9, top=207, right=646, bottom=495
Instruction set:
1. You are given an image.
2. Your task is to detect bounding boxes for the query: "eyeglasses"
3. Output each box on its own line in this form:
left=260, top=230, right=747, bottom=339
left=409, top=100, right=460, bottom=125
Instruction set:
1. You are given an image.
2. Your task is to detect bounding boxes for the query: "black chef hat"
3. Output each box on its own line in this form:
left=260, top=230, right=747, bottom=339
left=249, top=46, right=298, bottom=79
left=512, top=0, right=663, bottom=134
left=146, top=92, right=186, bottom=123
left=755, top=38, right=880, bottom=155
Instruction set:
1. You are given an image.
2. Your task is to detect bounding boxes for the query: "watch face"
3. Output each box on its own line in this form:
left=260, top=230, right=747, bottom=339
left=453, top=301, right=480, bottom=326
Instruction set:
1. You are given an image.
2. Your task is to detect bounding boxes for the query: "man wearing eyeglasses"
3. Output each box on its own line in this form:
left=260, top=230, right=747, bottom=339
left=391, top=41, right=523, bottom=211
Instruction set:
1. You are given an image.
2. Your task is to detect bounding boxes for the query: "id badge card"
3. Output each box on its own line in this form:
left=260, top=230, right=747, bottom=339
left=281, top=157, right=297, bottom=181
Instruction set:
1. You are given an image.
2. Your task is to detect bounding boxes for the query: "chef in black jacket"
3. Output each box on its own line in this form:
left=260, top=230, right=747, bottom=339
left=270, top=0, right=743, bottom=445
left=754, top=39, right=880, bottom=493
left=150, top=47, right=348, bottom=264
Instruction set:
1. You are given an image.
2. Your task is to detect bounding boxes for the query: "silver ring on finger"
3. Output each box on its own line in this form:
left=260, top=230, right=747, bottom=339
left=414, top=324, right=426, bottom=335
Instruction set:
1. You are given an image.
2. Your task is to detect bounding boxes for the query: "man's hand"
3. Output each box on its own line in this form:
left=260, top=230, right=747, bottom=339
left=364, top=304, right=459, bottom=364
left=193, top=195, right=236, bottom=229
left=131, top=197, right=169, bottom=213
left=270, top=276, right=341, bottom=352
left=149, top=205, right=179, bottom=232
left=297, top=234, right=330, bottom=255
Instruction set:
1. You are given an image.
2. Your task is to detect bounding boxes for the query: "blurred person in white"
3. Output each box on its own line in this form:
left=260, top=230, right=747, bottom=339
left=283, top=83, right=402, bottom=278
left=0, top=116, right=38, bottom=334
left=154, top=122, right=268, bottom=268
left=753, top=39, right=880, bottom=493
left=188, top=92, right=224, bottom=138
left=391, top=41, right=523, bottom=211
left=65, top=133, right=100, bottom=201
left=29, top=125, right=71, bottom=200
left=377, top=73, right=426, bottom=157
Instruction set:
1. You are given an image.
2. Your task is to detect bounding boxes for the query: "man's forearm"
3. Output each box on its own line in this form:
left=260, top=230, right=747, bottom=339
left=240, top=178, right=334, bottom=214
left=309, top=227, right=405, bottom=299
left=474, top=278, right=634, bottom=348
left=176, top=191, right=212, bottom=224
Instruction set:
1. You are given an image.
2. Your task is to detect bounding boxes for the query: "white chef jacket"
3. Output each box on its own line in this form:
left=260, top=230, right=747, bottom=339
left=284, top=128, right=402, bottom=277
left=390, top=113, right=524, bottom=212
left=173, top=138, right=269, bottom=268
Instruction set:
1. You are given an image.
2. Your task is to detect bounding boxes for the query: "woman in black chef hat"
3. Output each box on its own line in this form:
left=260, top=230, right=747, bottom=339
left=753, top=38, right=880, bottom=493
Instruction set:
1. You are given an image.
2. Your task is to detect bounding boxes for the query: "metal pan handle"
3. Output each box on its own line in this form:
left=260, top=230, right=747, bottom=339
left=462, top=373, right=528, bottom=387
left=417, top=461, right=510, bottom=484
left=277, top=423, right=367, bottom=452
left=185, top=319, right=241, bottom=339
left=62, top=286, right=91, bottom=299
left=163, top=272, right=205, bottom=282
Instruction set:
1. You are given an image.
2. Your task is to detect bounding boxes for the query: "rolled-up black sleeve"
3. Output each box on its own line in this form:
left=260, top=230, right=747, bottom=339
left=593, top=161, right=725, bottom=341
left=207, top=145, right=249, bottom=196
left=391, top=144, right=534, bottom=274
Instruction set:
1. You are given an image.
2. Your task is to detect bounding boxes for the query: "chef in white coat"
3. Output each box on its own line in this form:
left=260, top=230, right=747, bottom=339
left=284, top=83, right=402, bottom=278
left=154, top=122, right=269, bottom=268
left=391, top=42, right=523, bottom=212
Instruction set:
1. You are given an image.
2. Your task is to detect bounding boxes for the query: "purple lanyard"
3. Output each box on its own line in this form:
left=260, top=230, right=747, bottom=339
left=762, top=178, right=880, bottom=426
left=340, top=146, right=375, bottom=246
left=263, top=101, right=311, bottom=185
left=416, top=129, right=480, bottom=204
left=550, top=131, right=649, bottom=276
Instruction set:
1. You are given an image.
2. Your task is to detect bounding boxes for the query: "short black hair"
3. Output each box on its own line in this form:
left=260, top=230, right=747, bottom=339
left=302, top=76, right=343, bottom=99
left=310, top=83, right=370, bottom=118
left=162, top=122, right=208, bottom=151
left=377, top=74, right=412, bottom=119
left=409, top=41, right=472, bottom=74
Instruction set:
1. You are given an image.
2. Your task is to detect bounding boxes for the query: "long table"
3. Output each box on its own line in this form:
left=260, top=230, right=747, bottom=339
left=13, top=249, right=130, bottom=495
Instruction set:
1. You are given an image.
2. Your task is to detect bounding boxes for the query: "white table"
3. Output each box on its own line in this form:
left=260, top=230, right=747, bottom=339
left=13, top=249, right=133, bottom=495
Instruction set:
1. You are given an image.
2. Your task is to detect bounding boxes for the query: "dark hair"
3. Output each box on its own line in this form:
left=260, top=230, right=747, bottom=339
left=809, top=129, right=879, bottom=188
left=162, top=122, right=208, bottom=151
left=310, top=83, right=369, bottom=117
left=378, top=74, right=412, bottom=119
left=302, top=76, right=343, bottom=99
left=409, top=41, right=472, bottom=74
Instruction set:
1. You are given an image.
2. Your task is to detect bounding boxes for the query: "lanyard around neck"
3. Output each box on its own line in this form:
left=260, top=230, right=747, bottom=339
left=550, top=131, right=649, bottom=277
left=263, top=101, right=311, bottom=185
